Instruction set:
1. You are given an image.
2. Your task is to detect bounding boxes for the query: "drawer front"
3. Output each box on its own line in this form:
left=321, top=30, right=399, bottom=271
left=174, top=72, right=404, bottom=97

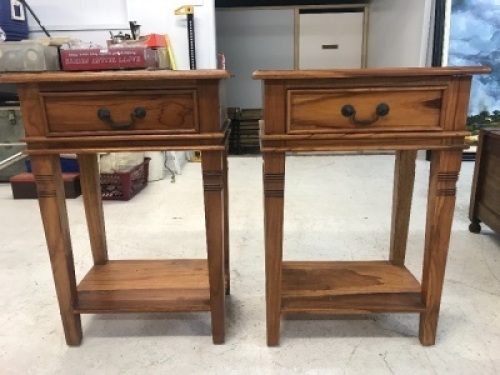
left=43, top=90, right=198, bottom=134
left=287, top=88, right=443, bottom=133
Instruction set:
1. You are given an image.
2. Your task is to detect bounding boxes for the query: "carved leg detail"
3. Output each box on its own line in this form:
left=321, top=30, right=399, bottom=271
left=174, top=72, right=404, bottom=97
left=263, top=153, right=286, bottom=346
left=223, top=147, right=230, bottom=295
left=202, top=151, right=226, bottom=344
left=31, top=155, right=82, bottom=346
left=419, top=150, right=462, bottom=346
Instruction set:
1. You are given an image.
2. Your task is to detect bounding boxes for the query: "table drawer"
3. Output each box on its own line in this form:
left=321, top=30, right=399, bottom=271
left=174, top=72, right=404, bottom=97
left=287, top=88, right=443, bottom=133
left=43, top=90, right=198, bottom=135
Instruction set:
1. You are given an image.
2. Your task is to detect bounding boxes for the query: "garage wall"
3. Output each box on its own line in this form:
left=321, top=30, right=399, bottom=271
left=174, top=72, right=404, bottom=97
left=367, top=0, right=434, bottom=67
left=216, top=9, right=295, bottom=108
left=27, top=0, right=217, bottom=69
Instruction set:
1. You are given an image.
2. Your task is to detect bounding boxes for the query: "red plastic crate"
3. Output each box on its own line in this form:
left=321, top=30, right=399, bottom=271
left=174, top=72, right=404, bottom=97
left=100, top=158, right=150, bottom=201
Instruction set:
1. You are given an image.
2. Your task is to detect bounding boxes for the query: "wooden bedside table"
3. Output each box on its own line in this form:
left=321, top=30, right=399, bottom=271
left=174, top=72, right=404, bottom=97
left=253, top=66, right=490, bottom=346
left=0, top=70, right=230, bottom=345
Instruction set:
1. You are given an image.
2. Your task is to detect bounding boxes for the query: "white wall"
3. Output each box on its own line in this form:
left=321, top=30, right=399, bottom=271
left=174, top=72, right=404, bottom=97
left=126, top=0, right=216, bottom=69
left=367, top=0, right=433, bottom=67
left=26, top=0, right=128, bottom=26
left=216, top=9, right=294, bottom=109
left=27, top=0, right=129, bottom=45
left=27, top=0, right=217, bottom=70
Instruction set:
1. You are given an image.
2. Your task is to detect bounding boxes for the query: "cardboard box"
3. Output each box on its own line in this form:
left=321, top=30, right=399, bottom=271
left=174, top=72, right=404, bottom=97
left=60, top=48, right=146, bottom=71
left=60, top=47, right=169, bottom=71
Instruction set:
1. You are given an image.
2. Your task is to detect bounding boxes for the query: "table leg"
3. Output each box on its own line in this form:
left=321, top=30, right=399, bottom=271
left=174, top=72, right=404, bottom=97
left=31, top=155, right=82, bottom=346
left=419, top=150, right=462, bottom=345
left=202, top=150, right=226, bottom=344
left=77, top=154, right=108, bottom=265
left=468, top=130, right=485, bottom=234
left=389, top=150, right=417, bottom=265
left=223, top=147, right=230, bottom=295
left=263, top=153, right=286, bottom=346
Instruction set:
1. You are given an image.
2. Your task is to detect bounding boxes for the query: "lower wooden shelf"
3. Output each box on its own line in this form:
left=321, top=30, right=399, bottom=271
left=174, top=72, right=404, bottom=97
left=281, top=261, right=425, bottom=314
left=75, top=259, right=210, bottom=313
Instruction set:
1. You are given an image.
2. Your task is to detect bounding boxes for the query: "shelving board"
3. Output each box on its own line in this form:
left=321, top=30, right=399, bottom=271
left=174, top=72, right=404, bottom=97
left=76, top=259, right=211, bottom=313
left=281, top=261, right=425, bottom=314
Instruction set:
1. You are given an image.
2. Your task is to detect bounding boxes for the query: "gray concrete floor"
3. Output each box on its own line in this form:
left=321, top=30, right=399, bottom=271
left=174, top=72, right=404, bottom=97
left=0, top=155, right=499, bottom=374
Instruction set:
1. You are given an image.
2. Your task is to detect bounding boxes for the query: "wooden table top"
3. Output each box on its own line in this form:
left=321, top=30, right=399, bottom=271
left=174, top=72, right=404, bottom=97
left=252, top=66, right=491, bottom=80
left=0, top=69, right=230, bottom=83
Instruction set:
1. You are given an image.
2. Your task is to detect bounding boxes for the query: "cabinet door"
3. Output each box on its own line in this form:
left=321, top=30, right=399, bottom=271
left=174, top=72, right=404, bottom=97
left=299, top=11, right=364, bottom=69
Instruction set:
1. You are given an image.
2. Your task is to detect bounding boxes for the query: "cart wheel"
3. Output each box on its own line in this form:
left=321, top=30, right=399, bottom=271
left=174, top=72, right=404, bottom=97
left=469, top=221, right=481, bottom=234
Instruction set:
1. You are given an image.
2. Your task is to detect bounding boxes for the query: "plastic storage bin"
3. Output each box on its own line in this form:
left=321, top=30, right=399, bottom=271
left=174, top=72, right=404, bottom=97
left=100, top=158, right=150, bottom=201
left=26, top=157, right=79, bottom=173
left=0, top=43, right=60, bottom=72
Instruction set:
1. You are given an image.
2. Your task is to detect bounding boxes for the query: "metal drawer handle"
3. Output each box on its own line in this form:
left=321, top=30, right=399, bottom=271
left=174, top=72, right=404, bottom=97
left=97, top=107, right=147, bottom=130
left=341, top=103, right=390, bottom=126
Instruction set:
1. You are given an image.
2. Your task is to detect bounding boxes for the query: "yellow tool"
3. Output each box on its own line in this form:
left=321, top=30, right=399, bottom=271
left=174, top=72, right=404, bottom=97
left=174, top=5, right=194, bottom=15
left=175, top=5, right=196, bottom=70
left=164, top=34, right=177, bottom=70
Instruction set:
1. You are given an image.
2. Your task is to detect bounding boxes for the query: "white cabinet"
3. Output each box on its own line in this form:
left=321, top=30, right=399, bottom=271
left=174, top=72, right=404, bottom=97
left=298, top=11, right=365, bottom=69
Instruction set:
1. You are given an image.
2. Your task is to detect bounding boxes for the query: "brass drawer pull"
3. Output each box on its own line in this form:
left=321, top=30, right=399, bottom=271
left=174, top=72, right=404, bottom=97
left=341, top=103, right=390, bottom=126
left=97, top=107, right=147, bottom=130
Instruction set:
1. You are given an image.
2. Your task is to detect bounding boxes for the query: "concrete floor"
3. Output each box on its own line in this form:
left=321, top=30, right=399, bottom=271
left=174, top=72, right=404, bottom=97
left=0, top=155, right=499, bottom=374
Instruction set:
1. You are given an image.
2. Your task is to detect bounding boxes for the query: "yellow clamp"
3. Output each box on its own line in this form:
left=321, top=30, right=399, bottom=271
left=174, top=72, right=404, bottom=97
left=175, top=5, right=194, bottom=15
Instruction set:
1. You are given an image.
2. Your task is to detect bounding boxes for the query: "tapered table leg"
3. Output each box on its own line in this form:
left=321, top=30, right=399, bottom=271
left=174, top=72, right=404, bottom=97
left=77, top=154, right=108, bottom=265
left=31, top=155, right=82, bottom=346
left=389, top=150, right=417, bottom=265
left=223, top=147, right=230, bottom=295
left=263, top=153, right=286, bottom=346
left=202, top=150, right=226, bottom=344
left=419, top=150, right=462, bottom=345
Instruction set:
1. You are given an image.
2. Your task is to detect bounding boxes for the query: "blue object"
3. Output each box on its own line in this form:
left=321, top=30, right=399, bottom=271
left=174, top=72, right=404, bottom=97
left=0, top=0, right=29, bottom=41
left=25, top=158, right=80, bottom=173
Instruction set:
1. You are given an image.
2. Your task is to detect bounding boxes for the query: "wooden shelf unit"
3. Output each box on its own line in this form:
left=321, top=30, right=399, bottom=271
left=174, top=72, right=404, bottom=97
left=253, top=66, right=490, bottom=346
left=2, top=70, right=231, bottom=346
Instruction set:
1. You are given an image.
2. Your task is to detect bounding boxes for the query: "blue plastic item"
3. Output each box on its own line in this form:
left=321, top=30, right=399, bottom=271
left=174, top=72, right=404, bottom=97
left=0, top=0, right=29, bottom=41
left=25, top=158, right=80, bottom=173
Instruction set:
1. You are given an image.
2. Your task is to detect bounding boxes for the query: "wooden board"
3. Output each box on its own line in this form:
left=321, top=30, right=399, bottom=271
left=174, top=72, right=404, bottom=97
left=281, top=261, right=424, bottom=314
left=76, top=259, right=211, bottom=313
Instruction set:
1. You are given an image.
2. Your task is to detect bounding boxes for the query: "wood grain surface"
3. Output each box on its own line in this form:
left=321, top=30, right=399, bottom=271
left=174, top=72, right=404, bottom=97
left=0, top=69, right=230, bottom=83
left=469, top=129, right=500, bottom=235
left=288, top=88, right=442, bottom=133
left=252, top=66, right=490, bottom=79
left=77, top=260, right=210, bottom=313
left=43, top=91, right=198, bottom=134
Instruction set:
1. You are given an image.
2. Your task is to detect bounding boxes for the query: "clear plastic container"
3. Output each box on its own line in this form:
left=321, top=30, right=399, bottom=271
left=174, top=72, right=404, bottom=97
left=0, top=42, right=60, bottom=71
left=0, top=26, right=6, bottom=42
